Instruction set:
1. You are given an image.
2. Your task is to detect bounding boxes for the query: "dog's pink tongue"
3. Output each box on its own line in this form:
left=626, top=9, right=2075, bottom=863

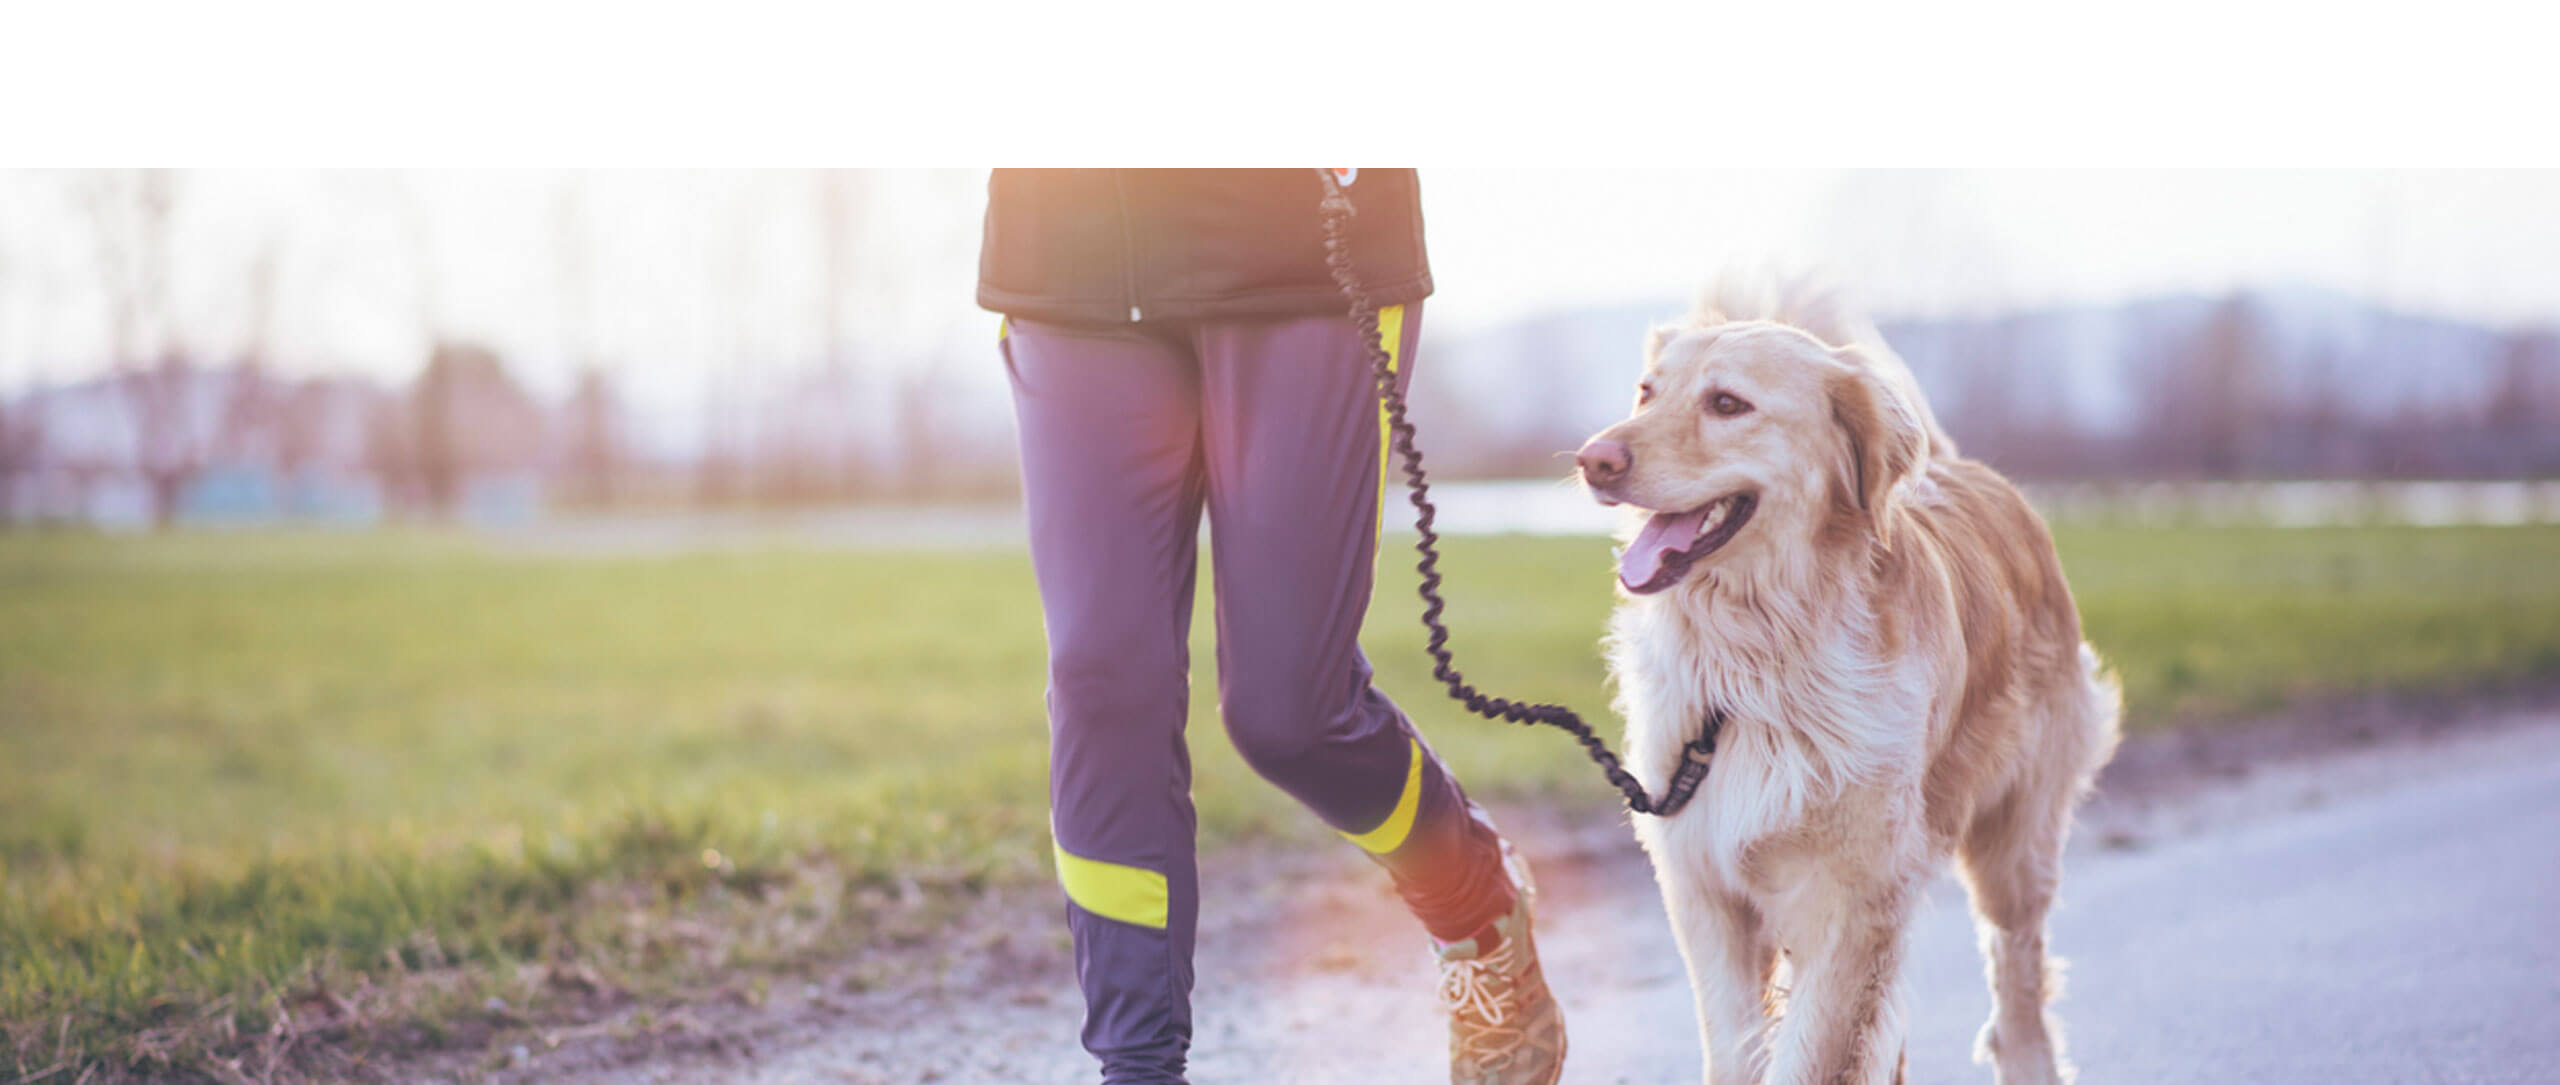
left=1619, top=507, right=1711, bottom=592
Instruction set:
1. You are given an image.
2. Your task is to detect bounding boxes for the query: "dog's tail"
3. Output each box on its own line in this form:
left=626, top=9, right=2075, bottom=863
left=1688, top=268, right=1958, bottom=460
left=2074, top=641, right=2125, bottom=791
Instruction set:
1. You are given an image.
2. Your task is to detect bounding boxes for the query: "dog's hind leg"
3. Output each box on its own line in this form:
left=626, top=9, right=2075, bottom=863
left=1653, top=863, right=1774, bottom=1084
left=1958, top=785, right=2075, bottom=1085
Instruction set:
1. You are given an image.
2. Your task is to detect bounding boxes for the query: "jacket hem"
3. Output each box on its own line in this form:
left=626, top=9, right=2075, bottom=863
left=979, top=275, right=1434, bottom=327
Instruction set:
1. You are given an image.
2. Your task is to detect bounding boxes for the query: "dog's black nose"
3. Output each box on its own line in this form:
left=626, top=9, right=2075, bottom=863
left=1578, top=438, right=1631, bottom=485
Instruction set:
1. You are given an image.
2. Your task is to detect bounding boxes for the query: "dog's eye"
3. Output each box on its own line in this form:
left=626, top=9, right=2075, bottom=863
left=1636, top=381, right=1656, bottom=407
left=1708, top=392, right=1754, bottom=417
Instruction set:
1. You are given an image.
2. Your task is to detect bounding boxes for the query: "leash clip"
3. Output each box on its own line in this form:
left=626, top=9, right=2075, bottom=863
left=1644, top=737, right=1718, bottom=818
left=1641, top=712, right=1725, bottom=818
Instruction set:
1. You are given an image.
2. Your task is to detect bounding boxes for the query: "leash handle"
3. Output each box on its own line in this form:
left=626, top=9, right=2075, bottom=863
left=1315, top=170, right=1721, bottom=817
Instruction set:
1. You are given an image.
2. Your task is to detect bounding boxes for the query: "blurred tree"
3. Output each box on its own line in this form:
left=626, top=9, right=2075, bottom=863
left=79, top=169, right=205, bottom=529
left=2291, top=347, right=2354, bottom=477
left=1949, top=317, right=2026, bottom=469
left=2134, top=294, right=2266, bottom=479
left=390, top=342, right=545, bottom=517
left=0, top=395, right=38, bottom=523
left=818, top=170, right=860, bottom=381
left=695, top=367, right=743, bottom=508
left=364, top=395, right=415, bottom=507
left=2488, top=331, right=2559, bottom=476
left=272, top=378, right=339, bottom=480
left=2192, top=295, right=2261, bottom=477
left=560, top=366, right=627, bottom=507
left=812, top=169, right=871, bottom=498
left=552, top=178, right=631, bottom=509
left=116, top=353, right=209, bottom=528
left=892, top=367, right=940, bottom=497
left=215, top=243, right=285, bottom=469
left=698, top=180, right=762, bottom=507
left=0, top=237, right=25, bottom=521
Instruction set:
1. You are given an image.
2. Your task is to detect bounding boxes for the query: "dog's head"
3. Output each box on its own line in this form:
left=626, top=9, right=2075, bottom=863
left=1578, top=321, right=1925, bottom=596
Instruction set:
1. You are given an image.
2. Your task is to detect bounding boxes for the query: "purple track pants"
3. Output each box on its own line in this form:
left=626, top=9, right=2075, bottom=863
left=1002, top=303, right=1513, bottom=1083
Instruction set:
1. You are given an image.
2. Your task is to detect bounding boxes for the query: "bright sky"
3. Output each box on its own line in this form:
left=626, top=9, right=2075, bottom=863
left=5, top=169, right=2556, bottom=438
left=1420, top=169, right=2560, bottom=327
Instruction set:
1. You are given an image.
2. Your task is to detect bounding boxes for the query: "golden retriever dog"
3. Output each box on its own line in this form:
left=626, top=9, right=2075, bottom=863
left=1576, top=276, right=2120, bottom=1085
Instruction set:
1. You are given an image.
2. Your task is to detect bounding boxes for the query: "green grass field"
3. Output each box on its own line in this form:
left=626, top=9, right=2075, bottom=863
left=5, top=525, right=2558, bottom=1077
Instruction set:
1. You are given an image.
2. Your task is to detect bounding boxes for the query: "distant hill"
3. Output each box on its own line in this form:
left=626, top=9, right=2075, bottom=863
left=1413, top=285, right=2560, bottom=480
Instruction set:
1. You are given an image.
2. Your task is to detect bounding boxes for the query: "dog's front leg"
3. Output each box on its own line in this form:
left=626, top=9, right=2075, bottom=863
left=1762, top=880, right=1918, bottom=1085
left=1654, top=863, right=1774, bottom=1084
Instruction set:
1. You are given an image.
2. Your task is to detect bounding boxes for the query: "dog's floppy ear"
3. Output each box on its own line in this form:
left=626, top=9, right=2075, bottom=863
left=1827, top=348, right=1925, bottom=550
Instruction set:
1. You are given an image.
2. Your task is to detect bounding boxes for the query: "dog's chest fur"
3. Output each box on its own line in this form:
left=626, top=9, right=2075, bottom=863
left=1613, top=574, right=1936, bottom=895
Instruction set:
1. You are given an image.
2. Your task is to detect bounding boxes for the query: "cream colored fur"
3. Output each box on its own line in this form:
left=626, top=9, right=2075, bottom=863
left=1588, top=275, right=2120, bottom=1085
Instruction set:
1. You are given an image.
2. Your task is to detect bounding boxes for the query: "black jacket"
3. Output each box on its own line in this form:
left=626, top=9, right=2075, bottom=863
left=977, top=168, right=1432, bottom=326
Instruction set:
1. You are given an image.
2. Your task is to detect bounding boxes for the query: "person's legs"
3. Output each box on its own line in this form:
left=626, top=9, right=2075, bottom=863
left=1004, top=318, right=1206, bottom=1084
left=1191, top=303, right=1514, bottom=942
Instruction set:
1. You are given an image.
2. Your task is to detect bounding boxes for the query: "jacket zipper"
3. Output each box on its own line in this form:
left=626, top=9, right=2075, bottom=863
left=1110, top=170, right=1142, bottom=322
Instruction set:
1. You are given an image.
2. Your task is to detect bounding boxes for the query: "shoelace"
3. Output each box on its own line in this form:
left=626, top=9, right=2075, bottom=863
left=1438, top=937, right=1523, bottom=1026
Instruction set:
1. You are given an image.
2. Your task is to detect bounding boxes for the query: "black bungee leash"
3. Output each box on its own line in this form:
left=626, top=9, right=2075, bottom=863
left=1314, top=169, right=1721, bottom=818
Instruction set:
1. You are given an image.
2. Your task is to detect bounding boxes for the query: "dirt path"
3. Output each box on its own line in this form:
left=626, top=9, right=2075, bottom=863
left=429, top=700, right=2560, bottom=1084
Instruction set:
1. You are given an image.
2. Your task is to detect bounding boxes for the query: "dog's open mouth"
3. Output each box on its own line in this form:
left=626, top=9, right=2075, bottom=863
left=1618, top=493, right=1757, bottom=594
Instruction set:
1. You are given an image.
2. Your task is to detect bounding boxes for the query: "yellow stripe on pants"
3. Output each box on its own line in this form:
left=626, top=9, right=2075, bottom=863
left=1374, top=304, right=1405, bottom=511
left=1352, top=305, right=1422, bottom=854
left=1340, top=737, right=1423, bottom=855
left=1052, top=842, right=1169, bottom=929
